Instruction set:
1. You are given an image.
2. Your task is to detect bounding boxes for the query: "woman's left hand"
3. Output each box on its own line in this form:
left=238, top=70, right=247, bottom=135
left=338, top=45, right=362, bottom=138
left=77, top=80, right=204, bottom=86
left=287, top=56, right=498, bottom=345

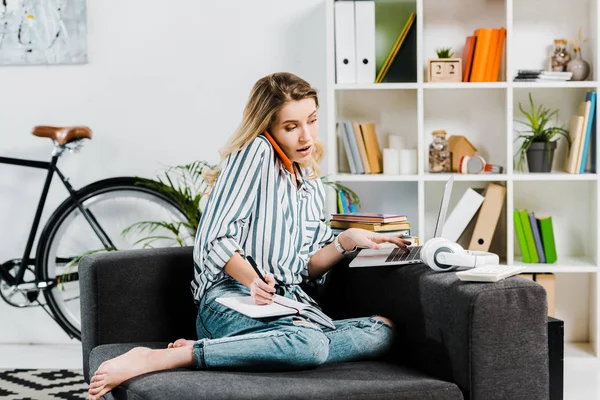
left=338, top=228, right=412, bottom=251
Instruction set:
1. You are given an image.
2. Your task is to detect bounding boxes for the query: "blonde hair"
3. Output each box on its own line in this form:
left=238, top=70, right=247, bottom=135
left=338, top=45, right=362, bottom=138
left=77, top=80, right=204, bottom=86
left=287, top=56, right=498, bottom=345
left=204, top=72, right=324, bottom=189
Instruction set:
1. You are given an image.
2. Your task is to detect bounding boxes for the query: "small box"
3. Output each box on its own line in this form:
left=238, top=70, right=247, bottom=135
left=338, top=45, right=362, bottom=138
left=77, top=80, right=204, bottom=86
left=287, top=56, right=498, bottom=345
left=428, top=58, right=462, bottom=82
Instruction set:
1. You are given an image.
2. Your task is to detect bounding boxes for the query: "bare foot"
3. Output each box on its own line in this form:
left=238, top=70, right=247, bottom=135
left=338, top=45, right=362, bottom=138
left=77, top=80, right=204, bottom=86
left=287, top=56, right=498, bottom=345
left=88, top=345, right=195, bottom=400
left=167, top=338, right=196, bottom=348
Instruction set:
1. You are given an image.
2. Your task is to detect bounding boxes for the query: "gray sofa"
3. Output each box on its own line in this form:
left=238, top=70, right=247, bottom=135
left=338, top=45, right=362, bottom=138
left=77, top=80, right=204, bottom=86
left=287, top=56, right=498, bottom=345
left=79, top=246, right=549, bottom=399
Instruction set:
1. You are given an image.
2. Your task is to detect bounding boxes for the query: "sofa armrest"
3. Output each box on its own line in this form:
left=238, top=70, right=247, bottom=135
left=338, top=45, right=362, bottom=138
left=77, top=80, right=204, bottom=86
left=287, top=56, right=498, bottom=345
left=318, top=259, right=549, bottom=400
left=79, top=246, right=197, bottom=381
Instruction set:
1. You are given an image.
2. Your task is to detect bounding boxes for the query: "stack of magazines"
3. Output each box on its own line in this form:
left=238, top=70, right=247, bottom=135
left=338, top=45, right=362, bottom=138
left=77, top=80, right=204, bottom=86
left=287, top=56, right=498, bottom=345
left=513, top=69, right=572, bottom=82
left=329, top=212, right=419, bottom=245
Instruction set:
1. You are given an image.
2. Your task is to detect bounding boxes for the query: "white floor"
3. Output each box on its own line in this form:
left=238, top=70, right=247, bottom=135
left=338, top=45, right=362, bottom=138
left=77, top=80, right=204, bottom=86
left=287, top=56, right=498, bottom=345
left=0, top=344, right=598, bottom=399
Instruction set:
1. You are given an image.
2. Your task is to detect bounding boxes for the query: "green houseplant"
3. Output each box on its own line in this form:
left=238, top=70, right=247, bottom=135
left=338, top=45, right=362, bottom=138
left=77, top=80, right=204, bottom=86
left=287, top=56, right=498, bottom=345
left=126, top=163, right=360, bottom=247
left=514, top=92, right=571, bottom=173
left=435, top=47, right=454, bottom=58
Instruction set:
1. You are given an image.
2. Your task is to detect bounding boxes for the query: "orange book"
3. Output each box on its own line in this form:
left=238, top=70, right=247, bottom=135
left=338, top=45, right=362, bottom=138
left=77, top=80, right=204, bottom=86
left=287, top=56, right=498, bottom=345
left=461, top=36, right=477, bottom=82
left=469, top=28, right=493, bottom=82
left=489, top=27, right=506, bottom=82
left=484, top=29, right=500, bottom=81
left=359, top=123, right=382, bottom=173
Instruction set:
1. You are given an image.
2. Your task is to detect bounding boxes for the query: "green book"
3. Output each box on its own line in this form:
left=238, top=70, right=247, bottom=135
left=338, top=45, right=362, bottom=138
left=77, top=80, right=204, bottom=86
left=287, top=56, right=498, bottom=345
left=513, top=209, right=531, bottom=263
left=518, top=209, right=539, bottom=263
left=537, top=216, right=557, bottom=264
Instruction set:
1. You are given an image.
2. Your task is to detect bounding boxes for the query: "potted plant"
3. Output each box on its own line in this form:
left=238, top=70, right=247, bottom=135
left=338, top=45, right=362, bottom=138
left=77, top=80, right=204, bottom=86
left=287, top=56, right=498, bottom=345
left=514, top=92, right=571, bottom=173
left=435, top=46, right=454, bottom=59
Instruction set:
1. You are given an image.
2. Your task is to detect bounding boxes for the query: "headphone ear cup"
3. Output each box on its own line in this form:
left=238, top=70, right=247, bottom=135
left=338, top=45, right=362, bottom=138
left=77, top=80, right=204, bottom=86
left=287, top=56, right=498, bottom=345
left=423, top=238, right=464, bottom=272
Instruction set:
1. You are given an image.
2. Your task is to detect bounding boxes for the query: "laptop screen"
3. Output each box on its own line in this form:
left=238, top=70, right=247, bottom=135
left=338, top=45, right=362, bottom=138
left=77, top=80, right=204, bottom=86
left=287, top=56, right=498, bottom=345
left=433, top=176, right=454, bottom=238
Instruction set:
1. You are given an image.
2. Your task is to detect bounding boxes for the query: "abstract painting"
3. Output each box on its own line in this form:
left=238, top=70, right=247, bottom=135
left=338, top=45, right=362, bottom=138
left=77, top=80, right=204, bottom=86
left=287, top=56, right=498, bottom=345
left=0, top=0, right=87, bottom=65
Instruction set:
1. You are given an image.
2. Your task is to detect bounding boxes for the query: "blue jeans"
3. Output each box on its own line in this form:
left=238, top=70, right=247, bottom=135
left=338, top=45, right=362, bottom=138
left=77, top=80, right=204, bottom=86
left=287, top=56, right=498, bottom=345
left=192, top=278, right=394, bottom=371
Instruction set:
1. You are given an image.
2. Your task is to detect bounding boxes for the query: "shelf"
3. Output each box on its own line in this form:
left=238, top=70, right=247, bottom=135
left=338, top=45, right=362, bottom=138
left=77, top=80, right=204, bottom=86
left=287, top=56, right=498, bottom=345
left=512, top=173, right=599, bottom=181
left=512, top=81, right=599, bottom=89
left=329, top=174, right=419, bottom=182
left=513, top=257, right=598, bottom=273
left=423, top=173, right=508, bottom=182
left=328, top=173, right=596, bottom=182
left=329, top=173, right=509, bottom=182
left=565, top=342, right=598, bottom=362
left=335, top=83, right=418, bottom=90
left=424, top=82, right=508, bottom=89
left=334, top=82, right=598, bottom=90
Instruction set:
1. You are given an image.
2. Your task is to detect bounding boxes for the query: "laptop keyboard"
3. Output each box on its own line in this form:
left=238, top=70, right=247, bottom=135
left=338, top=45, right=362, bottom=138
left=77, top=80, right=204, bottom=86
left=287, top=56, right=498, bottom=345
left=385, top=246, right=422, bottom=263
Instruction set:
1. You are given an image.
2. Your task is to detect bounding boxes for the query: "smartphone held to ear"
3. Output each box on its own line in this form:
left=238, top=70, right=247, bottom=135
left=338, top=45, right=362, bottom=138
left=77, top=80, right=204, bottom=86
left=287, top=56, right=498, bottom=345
left=263, top=131, right=294, bottom=173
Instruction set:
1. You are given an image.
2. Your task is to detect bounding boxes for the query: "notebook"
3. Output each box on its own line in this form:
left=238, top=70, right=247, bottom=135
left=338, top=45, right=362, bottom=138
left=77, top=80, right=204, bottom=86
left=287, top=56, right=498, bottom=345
left=216, top=295, right=335, bottom=330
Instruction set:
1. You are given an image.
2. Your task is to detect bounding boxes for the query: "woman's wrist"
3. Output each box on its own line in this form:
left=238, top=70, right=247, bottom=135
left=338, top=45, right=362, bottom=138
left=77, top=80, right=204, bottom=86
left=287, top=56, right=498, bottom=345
left=338, top=230, right=356, bottom=252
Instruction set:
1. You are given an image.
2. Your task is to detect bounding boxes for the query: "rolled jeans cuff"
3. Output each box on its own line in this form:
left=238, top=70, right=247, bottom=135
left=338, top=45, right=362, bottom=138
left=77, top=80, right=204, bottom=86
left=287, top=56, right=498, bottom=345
left=193, top=340, right=206, bottom=369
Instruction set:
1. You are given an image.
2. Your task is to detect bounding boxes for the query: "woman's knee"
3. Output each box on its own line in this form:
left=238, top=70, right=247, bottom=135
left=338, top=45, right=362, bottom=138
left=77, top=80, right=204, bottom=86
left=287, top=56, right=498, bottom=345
left=290, top=327, right=329, bottom=367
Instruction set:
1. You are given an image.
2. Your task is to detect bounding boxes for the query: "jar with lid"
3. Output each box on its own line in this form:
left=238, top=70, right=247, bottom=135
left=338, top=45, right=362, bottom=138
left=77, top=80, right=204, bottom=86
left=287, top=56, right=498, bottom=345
left=429, top=130, right=451, bottom=173
left=550, top=39, right=571, bottom=72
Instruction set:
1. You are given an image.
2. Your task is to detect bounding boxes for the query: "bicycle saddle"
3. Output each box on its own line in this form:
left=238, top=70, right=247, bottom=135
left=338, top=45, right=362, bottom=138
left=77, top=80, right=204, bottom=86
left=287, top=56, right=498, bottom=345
left=32, top=125, right=92, bottom=146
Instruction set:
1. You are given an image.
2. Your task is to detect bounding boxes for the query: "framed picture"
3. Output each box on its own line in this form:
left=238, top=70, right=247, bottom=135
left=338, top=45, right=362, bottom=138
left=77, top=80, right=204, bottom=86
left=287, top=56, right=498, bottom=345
left=428, top=58, right=462, bottom=82
left=0, top=0, right=88, bottom=66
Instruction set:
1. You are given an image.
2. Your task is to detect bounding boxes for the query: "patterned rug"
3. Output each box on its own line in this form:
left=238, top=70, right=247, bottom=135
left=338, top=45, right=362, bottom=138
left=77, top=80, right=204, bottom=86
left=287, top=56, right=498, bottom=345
left=0, top=369, right=88, bottom=400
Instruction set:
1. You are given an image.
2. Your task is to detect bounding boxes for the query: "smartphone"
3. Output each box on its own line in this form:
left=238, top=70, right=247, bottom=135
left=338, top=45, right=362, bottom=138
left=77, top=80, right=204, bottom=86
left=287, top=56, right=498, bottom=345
left=263, top=131, right=293, bottom=173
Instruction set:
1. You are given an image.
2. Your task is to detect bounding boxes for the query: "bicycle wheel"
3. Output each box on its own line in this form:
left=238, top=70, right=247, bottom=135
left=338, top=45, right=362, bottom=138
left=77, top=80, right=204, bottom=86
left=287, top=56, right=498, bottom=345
left=36, top=177, right=194, bottom=340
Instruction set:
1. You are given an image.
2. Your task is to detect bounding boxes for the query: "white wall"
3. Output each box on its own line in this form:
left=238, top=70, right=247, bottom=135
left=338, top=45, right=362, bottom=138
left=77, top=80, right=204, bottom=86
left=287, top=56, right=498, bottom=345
left=0, top=0, right=328, bottom=344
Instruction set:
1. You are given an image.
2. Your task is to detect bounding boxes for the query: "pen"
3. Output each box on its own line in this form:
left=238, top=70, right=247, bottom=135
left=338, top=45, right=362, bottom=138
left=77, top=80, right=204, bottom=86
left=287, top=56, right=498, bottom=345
left=247, top=255, right=281, bottom=295
left=246, top=255, right=267, bottom=284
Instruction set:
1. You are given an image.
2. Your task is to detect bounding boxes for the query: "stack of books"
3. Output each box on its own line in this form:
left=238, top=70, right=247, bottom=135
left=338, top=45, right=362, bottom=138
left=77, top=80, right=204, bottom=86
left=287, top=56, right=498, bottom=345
left=461, top=27, right=506, bottom=82
left=329, top=213, right=419, bottom=245
left=564, top=91, right=596, bottom=174
left=338, top=121, right=383, bottom=175
left=513, top=209, right=557, bottom=264
left=513, top=69, right=573, bottom=82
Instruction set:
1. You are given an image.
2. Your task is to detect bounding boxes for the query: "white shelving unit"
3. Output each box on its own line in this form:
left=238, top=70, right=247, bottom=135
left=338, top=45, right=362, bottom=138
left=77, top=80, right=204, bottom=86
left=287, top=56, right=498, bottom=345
left=324, top=0, right=600, bottom=362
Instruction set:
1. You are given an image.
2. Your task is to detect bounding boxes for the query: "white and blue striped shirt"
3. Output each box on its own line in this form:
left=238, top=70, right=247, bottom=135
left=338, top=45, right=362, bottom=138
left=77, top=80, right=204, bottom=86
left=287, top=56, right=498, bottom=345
left=191, top=135, right=335, bottom=306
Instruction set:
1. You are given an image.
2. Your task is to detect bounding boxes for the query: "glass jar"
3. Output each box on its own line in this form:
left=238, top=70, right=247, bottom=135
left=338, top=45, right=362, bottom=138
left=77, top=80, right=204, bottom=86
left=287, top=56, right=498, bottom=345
left=550, top=39, right=571, bottom=72
left=429, top=130, right=451, bottom=173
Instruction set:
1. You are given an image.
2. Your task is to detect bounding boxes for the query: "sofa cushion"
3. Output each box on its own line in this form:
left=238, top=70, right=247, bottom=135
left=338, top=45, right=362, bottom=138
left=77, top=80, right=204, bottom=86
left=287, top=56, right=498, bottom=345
left=90, top=343, right=463, bottom=400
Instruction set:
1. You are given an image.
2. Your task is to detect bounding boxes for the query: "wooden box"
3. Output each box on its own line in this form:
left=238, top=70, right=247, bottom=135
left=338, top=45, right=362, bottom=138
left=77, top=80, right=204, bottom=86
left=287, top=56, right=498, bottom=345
left=428, top=58, right=462, bottom=82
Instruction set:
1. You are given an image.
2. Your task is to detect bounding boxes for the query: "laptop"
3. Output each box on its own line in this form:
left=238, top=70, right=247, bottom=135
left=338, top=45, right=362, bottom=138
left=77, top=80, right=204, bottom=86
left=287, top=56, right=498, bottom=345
left=349, top=175, right=454, bottom=268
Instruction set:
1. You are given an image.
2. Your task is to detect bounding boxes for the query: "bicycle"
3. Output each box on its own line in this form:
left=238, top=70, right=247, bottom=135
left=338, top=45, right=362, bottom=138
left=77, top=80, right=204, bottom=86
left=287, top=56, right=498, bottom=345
left=0, top=125, right=191, bottom=340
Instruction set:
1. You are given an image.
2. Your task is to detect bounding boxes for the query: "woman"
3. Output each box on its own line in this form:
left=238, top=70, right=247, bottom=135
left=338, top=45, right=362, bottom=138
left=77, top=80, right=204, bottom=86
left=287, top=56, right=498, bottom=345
left=88, top=72, right=410, bottom=400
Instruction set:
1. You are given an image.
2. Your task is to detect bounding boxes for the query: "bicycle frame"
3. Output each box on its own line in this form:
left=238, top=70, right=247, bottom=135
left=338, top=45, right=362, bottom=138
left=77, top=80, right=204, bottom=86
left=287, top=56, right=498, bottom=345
left=0, top=154, right=116, bottom=287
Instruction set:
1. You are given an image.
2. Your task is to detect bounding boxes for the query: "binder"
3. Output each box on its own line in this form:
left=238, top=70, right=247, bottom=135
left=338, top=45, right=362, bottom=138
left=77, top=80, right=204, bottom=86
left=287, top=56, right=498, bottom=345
left=334, top=1, right=356, bottom=83
left=468, top=183, right=506, bottom=252
left=441, top=187, right=484, bottom=242
left=380, top=16, right=417, bottom=83
left=354, top=0, right=376, bottom=83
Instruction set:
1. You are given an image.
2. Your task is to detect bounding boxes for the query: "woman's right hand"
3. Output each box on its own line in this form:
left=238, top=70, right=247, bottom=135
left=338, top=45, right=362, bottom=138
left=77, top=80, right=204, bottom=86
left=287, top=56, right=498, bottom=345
left=250, top=274, right=276, bottom=305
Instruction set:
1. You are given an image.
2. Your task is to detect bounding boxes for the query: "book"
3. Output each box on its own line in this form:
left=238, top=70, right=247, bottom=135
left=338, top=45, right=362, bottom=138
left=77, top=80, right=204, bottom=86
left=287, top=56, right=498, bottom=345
left=331, top=213, right=407, bottom=223
left=216, top=295, right=335, bottom=330
left=529, top=211, right=546, bottom=263
left=518, top=209, right=539, bottom=263
left=537, top=216, right=557, bottom=264
left=513, top=209, right=531, bottom=263
left=330, top=220, right=410, bottom=231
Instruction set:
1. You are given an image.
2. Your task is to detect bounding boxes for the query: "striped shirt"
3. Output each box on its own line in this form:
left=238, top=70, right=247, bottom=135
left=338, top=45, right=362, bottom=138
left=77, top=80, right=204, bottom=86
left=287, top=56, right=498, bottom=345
left=191, top=135, right=335, bottom=307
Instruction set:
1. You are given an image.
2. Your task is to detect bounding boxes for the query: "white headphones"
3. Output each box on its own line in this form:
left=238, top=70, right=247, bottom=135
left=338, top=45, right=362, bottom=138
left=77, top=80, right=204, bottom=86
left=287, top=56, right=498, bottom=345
left=422, top=237, right=499, bottom=272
